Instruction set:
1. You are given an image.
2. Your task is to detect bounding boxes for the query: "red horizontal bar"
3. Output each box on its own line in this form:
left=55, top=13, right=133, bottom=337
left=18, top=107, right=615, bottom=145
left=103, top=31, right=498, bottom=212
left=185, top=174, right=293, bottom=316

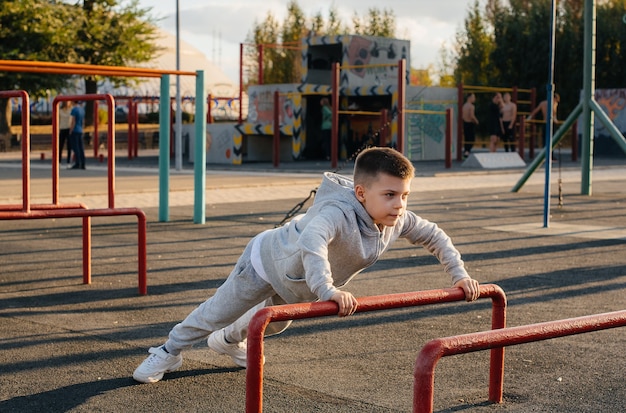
left=246, top=284, right=507, bottom=412
left=0, top=207, right=148, bottom=295
left=413, top=309, right=626, bottom=413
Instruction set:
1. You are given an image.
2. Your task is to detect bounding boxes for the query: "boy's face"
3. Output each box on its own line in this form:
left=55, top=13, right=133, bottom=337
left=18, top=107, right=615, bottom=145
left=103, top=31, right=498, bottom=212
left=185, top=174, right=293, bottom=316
left=354, top=173, right=411, bottom=228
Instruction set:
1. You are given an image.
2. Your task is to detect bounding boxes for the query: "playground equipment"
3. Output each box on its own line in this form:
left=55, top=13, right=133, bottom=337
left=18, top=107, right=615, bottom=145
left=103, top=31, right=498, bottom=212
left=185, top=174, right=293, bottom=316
left=456, top=83, right=535, bottom=161
left=244, top=284, right=507, bottom=413
left=0, top=59, right=210, bottom=224
left=0, top=90, right=148, bottom=294
left=513, top=0, right=626, bottom=199
left=414, top=309, right=626, bottom=413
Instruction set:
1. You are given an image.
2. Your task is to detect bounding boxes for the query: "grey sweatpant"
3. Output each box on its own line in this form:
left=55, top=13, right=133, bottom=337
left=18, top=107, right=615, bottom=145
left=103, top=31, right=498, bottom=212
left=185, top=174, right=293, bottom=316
left=164, top=236, right=292, bottom=355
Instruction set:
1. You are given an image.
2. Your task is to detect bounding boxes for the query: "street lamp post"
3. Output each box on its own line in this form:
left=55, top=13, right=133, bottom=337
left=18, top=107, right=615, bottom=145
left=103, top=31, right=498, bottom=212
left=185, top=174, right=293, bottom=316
left=175, top=0, right=183, bottom=170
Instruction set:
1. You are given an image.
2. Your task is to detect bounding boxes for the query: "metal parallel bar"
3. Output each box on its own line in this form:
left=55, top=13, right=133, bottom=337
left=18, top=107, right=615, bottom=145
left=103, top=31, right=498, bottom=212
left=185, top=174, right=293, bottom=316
left=0, top=207, right=148, bottom=295
left=245, top=284, right=507, bottom=412
left=0, top=90, right=30, bottom=212
left=413, top=309, right=626, bottom=413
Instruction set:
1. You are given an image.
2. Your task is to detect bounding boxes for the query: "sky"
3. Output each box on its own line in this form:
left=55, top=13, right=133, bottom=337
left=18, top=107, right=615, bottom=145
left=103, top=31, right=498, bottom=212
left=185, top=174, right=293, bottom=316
left=136, top=0, right=473, bottom=83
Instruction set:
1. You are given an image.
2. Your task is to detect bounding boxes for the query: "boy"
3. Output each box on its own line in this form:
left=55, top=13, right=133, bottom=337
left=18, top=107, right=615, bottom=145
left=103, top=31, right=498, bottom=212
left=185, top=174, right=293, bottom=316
left=133, top=147, right=480, bottom=384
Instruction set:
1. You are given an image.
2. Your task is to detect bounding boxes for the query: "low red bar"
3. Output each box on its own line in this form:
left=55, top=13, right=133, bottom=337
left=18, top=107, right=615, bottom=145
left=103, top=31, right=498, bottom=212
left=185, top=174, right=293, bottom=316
left=245, top=284, right=507, bottom=413
left=413, top=309, right=626, bottom=413
left=0, top=207, right=148, bottom=295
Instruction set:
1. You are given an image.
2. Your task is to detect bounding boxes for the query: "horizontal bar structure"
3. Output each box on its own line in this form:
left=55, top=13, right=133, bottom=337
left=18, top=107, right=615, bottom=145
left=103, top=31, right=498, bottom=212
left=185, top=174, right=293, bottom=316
left=0, top=208, right=148, bottom=295
left=246, top=284, right=507, bottom=412
left=0, top=89, right=149, bottom=295
left=413, top=309, right=626, bottom=413
left=0, top=59, right=196, bottom=78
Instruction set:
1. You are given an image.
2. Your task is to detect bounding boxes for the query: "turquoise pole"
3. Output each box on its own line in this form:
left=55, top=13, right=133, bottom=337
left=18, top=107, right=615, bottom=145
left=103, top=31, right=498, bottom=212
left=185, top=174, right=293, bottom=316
left=194, top=70, right=206, bottom=224
left=580, top=0, right=596, bottom=195
left=159, top=74, right=171, bottom=222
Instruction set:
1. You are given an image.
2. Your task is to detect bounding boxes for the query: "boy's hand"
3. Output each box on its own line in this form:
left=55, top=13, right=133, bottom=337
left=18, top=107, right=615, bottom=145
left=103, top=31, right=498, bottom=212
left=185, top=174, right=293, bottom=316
left=330, top=291, right=358, bottom=317
left=454, top=278, right=480, bottom=302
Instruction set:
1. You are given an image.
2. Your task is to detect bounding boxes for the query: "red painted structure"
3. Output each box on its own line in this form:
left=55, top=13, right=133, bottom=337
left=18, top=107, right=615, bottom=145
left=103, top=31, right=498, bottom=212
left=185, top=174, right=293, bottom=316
left=245, top=284, right=507, bottom=413
left=0, top=90, right=148, bottom=295
left=413, top=309, right=626, bottom=413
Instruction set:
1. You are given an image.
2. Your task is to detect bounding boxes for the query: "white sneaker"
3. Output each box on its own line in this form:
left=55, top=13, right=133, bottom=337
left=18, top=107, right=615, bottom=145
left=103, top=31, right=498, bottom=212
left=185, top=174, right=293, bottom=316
left=133, top=346, right=183, bottom=383
left=207, top=329, right=249, bottom=368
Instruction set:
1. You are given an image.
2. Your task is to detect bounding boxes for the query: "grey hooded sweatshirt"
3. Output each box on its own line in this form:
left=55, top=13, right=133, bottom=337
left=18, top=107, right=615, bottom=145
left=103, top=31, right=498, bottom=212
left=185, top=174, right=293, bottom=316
left=258, top=172, right=469, bottom=304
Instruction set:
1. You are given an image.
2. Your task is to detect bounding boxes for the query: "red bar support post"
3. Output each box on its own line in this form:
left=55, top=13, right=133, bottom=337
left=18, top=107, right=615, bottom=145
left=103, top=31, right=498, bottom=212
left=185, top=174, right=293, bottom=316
left=330, top=62, right=340, bottom=169
left=93, top=101, right=99, bottom=159
left=456, top=83, right=464, bottom=161
left=396, top=59, right=406, bottom=154
left=245, top=284, right=506, bottom=413
left=82, top=216, right=92, bottom=284
left=445, top=108, right=452, bottom=169
left=239, top=43, right=244, bottom=124
left=379, top=109, right=388, bottom=146
left=207, top=94, right=213, bottom=124
left=1, top=91, right=30, bottom=212
left=273, top=90, right=280, bottom=168
left=413, top=309, right=626, bottom=413
left=518, top=116, right=526, bottom=160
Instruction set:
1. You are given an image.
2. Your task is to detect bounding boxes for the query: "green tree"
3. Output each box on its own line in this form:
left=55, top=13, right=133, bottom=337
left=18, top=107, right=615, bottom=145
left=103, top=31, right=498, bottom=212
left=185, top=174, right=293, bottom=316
left=0, top=0, right=78, bottom=135
left=75, top=0, right=160, bottom=125
left=454, top=0, right=495, bottom=86
left=352, top=7, right=396, bottom=37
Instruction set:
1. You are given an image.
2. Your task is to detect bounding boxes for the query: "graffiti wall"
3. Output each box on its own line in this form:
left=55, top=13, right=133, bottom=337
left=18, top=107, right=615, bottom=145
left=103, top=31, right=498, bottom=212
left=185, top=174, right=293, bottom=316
left=405, top=86, right=457, bottom=161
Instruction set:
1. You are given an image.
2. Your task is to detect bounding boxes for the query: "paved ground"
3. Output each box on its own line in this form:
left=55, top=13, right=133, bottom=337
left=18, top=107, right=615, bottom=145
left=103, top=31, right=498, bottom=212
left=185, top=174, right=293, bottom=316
left=0, top=149, right=625, bottom=412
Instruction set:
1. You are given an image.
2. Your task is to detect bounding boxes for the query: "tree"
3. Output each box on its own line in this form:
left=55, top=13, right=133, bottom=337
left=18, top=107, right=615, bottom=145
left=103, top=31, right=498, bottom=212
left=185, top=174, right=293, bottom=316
left=74, top=0, right=160, bottom=125
left=0, top=0, right=78, bottom=136
left=453, top=0, right=495, bottom=86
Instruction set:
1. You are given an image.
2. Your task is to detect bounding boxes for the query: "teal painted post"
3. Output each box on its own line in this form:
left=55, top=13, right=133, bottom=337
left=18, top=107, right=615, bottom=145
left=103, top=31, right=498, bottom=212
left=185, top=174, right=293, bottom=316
left=159, top=74, right=171, bottom=222
left=194, top=70, right=207, bottom=224
left=580, top=0, right=596, bottom=195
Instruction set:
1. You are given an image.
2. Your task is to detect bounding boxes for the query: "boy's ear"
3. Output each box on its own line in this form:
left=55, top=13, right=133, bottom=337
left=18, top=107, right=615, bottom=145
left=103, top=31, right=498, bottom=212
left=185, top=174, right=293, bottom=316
left=354, top=184, right=366, bottom=202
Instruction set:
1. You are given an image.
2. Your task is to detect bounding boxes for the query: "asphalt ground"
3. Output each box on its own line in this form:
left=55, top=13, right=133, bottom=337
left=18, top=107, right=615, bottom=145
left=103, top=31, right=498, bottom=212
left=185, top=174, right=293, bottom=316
left=0, top=149, right=625, bottom=412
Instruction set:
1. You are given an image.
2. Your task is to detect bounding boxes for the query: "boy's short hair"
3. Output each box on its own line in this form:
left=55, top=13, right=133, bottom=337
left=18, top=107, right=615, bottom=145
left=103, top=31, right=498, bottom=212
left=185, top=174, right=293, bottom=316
left=353, top=147, right=415, bottom=186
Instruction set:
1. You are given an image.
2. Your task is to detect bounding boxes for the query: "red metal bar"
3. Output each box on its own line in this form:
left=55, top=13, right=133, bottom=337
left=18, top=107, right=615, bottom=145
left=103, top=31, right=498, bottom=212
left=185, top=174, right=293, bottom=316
left=380, top=109, right=388, bottom=146
left=273, top=91, right=280, bottom=168
left=413, top=309, right=626, bottom=413
left=518, top=116, right=526, bottom=160
left=457, top=83, right=464, bottom=162
left=445, top=108, right=452, bottom=169
left=207, top=94, right=213, bottom=124
left=0, top=207, right=148, bottom=295
left=246, top=284, right=507, bottom=413
left=0, top=203, right=86, bottom=211
left=52, top=94, right=116, bottom=208
left=396, top=59, right=406, bottom=154
left=83, top=216, right=92, bottom=284
left=93, top=101, right=99, bottom=159
left=0, top=90, right=30, bottom=212
left=128, top=100, right=133, bottom=160
left=257, top=44, right=264, bottom=85
left=239, top=43, right=243, bottom=124
left=330, top=62, right=339, bottom=169
left=132, top=100, right=139, bottom=159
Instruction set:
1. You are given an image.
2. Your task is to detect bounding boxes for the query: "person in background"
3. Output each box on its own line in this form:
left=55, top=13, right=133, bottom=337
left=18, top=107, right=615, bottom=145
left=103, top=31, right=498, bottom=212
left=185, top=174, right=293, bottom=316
left=527, top=93, right=560, bottom=148
left=69, top=100, right=86, bottom=170
left=462, top=93, right=479, bottom=158
left=58, top=101, right=73, bottom=166
left=488, top=92, right=504, bottom=152
left=500, top=93, right=518, bottom=153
